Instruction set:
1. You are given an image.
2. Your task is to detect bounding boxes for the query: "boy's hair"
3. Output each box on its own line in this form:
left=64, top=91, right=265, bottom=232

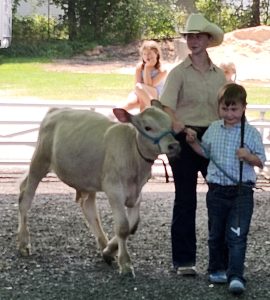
left=140, top=40, right=161, bottom=70
left=218, top=83, right=247, bottom=106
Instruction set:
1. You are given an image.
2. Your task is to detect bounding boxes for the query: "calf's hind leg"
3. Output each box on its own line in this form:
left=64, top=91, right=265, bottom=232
left=18, top=157, right=50, bottom=256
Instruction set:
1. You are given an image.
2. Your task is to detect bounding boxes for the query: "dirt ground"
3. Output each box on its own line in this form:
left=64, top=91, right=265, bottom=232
left=0, top=177, right=270, bottom=300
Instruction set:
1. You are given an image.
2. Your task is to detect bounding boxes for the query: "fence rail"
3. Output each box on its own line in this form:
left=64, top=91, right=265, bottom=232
left=0, top=100, right=171, bottom=180
left=0, top=101, right=269, bottom=178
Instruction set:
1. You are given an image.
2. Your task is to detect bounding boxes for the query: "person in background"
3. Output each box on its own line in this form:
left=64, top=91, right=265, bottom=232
left=122, top=40, right=167, bottom=112
left=186, top=83, right=266, bottom=295
left=220, top=62, right=237, bottom=82
left=159, top=13, right=227, bottom=276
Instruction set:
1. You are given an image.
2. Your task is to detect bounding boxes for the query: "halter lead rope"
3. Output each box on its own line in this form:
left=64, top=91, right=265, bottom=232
left=231, top=112, right=246, bottom=236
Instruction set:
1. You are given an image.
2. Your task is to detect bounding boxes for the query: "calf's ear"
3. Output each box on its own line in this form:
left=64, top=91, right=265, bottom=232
left=113, top=108, right=132, bottom=123
left=151, top=99, right=163, bottom=110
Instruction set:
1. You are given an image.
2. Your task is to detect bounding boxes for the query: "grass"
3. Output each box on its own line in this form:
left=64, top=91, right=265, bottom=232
left=245, top=85, right=270, bottom=106
left=0, top=58, right=269, bottom=118
left=245, top=85, right=270, bottom=120
left=0, top=58, right=133, bottom=103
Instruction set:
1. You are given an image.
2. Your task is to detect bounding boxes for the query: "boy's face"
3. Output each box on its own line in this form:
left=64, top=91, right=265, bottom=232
left=218, top=101, right=246, bottom=127
left=185, top=33, right=211, bottom=54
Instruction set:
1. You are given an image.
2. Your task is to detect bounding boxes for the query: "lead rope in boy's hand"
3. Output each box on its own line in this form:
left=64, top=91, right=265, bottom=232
left=230, top=113, right=246, bottom=237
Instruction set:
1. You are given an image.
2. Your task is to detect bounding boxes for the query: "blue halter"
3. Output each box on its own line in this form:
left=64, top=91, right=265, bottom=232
left=136, top=127, right=176, bottom=145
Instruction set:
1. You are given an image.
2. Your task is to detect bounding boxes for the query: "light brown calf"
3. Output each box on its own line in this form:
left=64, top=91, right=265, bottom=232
left=17, top=100, right=180, bottom=276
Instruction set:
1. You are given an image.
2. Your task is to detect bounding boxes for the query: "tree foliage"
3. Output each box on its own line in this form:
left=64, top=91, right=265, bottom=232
left=195, top=0, right=270, bottom=31
left=12, top=0, right=270, bottom=46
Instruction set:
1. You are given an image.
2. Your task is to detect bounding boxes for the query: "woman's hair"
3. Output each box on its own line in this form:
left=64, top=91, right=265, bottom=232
left=139, top=40, right=161, bottom=70
left=218, top=83, right=247, bottom=106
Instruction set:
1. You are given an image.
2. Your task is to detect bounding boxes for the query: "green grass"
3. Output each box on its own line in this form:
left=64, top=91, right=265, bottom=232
left=0, top=58, right=269, bottom=120
left=245, top=85, right=269, bottom=106
left=0, top=58, right=133, bottom=103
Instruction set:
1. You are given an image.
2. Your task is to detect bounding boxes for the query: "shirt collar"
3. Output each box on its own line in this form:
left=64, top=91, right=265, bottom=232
left=183, top=54, right=217, bottom=71
left=220, top=119, right=242, bottom=128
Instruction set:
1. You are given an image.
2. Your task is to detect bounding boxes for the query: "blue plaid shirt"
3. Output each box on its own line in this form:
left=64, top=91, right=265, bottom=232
left=201, top=120, right=266, bottom=185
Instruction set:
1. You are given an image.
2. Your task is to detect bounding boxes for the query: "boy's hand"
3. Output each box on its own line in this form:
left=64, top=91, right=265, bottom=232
left=237, top=147, right=263, bottom=168
left=185, top=128, right=197, bottom=144
left=237, top=147, right=250, bottom=161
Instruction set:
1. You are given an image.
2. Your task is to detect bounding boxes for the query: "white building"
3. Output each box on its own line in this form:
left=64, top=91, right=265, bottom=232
left=16, top=0, right=63, bottom=18
left=0, top=0, right=12, bottom=48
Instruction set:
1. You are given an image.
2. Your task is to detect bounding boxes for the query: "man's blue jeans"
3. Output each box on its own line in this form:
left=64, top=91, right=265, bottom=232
left=206, top=183, right=254, bottom=283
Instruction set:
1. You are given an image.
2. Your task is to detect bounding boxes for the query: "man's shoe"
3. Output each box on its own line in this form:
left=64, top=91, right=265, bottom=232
left=229, top=278, right=245, bottom=294
left=208, top=271, right=227, bottom=284
left=177, top=266, right=197, bottom=276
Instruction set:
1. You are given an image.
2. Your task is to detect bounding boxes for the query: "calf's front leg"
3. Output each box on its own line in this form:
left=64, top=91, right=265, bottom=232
left=108, top=198, right=134, bottom=276
left=103, top=196, right=141, bottom=273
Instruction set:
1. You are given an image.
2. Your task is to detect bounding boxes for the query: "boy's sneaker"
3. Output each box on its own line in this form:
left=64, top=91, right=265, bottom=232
left=229, top=277, right=245, bottom=294
left=208, top=271, right=227, bottom=283
left=177, top=266, right=197, bottom=276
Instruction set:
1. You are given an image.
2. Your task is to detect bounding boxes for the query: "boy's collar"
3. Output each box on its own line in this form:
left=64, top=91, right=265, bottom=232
left=221, top=119, right=242, bottom=128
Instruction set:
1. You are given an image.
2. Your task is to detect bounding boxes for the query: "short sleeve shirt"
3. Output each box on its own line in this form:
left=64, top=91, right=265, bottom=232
left=160, top=55, right=226, bottom=127
left=202, top=120, right=266, bottom=185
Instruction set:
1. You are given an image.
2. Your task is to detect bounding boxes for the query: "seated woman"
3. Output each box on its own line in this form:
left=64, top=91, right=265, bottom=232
left=123, top=40, right=167, bottom=112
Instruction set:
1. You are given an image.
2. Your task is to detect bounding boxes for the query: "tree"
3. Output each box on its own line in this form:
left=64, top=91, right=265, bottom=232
left=251, top=0, right=261, bottom=25
left=11, top=0, right=270, bottom=46
left=66, top=0, right=76, bottom=40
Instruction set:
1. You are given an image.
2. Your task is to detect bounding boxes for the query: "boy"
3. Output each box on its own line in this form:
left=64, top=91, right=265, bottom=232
left=186, top=83, right=266, bottom=294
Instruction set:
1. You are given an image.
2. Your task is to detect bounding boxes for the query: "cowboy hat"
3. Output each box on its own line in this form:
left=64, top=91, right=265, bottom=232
left=181, top=13, right=224, bottom=47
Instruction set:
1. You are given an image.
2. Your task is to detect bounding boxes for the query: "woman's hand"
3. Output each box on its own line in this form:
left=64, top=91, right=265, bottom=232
left=144, top=58, right=156, bottom=68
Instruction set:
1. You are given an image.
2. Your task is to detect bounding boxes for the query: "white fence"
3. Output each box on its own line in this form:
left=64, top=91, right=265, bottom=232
left=0, top=100, right=171, bottom=180
left=0, top=100, right=269, bottom=180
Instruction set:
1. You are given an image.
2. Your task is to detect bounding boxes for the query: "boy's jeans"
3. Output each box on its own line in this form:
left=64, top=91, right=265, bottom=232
left=206, top=183, right=254, bottom=283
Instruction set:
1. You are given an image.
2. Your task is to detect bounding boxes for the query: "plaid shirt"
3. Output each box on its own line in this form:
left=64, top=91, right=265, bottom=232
left=201, top=120, right=266, bottom=186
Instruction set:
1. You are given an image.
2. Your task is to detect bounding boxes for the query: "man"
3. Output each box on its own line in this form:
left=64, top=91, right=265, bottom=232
left=160, top=13, right=226, bottom=275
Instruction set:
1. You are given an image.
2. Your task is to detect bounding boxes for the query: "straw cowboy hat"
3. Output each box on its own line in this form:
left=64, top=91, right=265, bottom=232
left=181, top=13, right=224, bottom=47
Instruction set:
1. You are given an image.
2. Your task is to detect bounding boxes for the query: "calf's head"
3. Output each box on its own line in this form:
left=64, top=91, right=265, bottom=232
left=113, top=100, right=180, bottom=158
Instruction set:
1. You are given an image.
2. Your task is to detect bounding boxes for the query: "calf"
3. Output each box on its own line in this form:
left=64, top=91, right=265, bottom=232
left=17, top=100, right=180, bottom=276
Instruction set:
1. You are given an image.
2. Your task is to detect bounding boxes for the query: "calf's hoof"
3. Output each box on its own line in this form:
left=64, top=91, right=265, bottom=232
left=18, top=245, right=31, bottom=257
left=120, top=263, right=135, bottom=278
left=102, top=245, right=117, bottom=265
left=102, top=252, right=115, bottom=265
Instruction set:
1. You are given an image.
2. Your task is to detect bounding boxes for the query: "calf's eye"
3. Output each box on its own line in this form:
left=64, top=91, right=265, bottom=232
left=145, top=126, right=151, bottom=131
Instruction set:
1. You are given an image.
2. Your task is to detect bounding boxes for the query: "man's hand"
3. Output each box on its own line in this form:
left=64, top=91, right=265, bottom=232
left=185, top=128, right=197, bottom=144
left=172, top=120, right=186, bottom=134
